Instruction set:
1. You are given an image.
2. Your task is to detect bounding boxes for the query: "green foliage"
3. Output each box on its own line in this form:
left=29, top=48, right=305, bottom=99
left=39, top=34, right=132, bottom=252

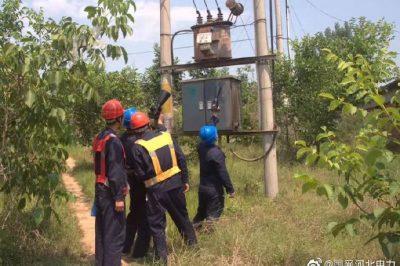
left=71, top=66, right=147, bottom=145
left=143, top=43, right=183, bottom=106
left=236, top=65, right=258, bottom=131
left=295, top=47, right=400, bottom=258
left=0, top=0, right=135, bottom=225
left=275, top=18, right=397, bottom=158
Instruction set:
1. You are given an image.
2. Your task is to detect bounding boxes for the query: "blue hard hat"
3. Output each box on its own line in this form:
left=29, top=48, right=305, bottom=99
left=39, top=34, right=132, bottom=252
left=123, top=107, right=137, bottom=129
left=199, top=125, right=218, bottom=144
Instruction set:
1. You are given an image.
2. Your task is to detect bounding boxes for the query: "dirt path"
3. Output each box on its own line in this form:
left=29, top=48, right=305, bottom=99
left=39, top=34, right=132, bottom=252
left=62, top=157, right=95, bottom=256
left=62, top=157, right=131, bottom=265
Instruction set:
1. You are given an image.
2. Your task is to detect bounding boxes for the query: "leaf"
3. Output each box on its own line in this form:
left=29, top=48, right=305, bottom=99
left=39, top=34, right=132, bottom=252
left=319, top=93, right=335, bottom=100
left=121, top=47, right=128, bottom=63
left=22, top=57, right=31, bottom=74
left=343, top=103, right=357, bottom=115
left=84, top=6, right=97, bottom=17
left=341, top=75, right=355, bottom=85
left=48, top=173, right=59, bottom=189
left=330, top=223, right=345, bottom=237
left=316, top=131, right=334, bottom=142
left=338, top=191, right=348, bottom=209
left=327, top=222, right=338, bottom=232
left=296, top=147, right=310, bottom=159
left=25, top=90, right=36, bottom=108
left=374, top=208, right=385, bottom=219
left=328, top=100, right=341, bottom=111
left=316, top=184, right=334, bottom=199
left=18, top=198, right=26, bottom=210
left=127, top=13, right=135, bottom=23
left=3, top=43, right=16, bottom=56
left=389, top=182, right=400, bottom=196
left=302, top=180, right=319, bottom=193
left=57, top=108, right=66, bottom=121
left=293, top=174, right=313, bottom=183
left=49, top=71, right=62, bottom=87
left=44, top=207, right=52, bottom=221
left=294, top=140, right=307, bottom=147
left=358, top=109, right=368, bottom=117
left=371, top=94, right=385, bottom=107
left=33, top=207, right=44, bottom=226
left=345, top=223, right=355, bottom=237
left=365, top=148, right=383, bottom=165
left=305, top=152, right=318, bottom=166
left=378, top=234, right=400, bottom=259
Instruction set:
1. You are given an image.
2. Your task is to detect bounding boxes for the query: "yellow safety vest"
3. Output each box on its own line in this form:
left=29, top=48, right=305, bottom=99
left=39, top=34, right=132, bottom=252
left=136, top=132, right=181, bottom=188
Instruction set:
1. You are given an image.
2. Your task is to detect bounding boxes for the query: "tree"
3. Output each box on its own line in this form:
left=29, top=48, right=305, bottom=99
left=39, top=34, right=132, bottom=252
left=71, top=66, right=146, bottom=145
left=142, top=43, right=183, bottom=107
left=236, top=65, right=258, bottom=130
left=295, top=47, right=400, bottom=259
left=274, top=18, right=396, bottom=157
left=0, top=0, right=135, bottom=225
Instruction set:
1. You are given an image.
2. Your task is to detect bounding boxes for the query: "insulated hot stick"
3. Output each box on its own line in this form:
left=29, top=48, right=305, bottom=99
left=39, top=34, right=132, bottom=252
left=149, top=90, right=171, bottom=122
left=209, top=84, right=222, bottom=125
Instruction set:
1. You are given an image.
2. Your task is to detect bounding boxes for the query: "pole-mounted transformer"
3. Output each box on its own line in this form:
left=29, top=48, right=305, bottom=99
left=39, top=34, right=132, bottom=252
left=191, top=0, right=244, bottom=62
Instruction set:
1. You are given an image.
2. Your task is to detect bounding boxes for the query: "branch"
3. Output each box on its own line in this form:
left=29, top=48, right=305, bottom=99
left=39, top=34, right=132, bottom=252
left=348, top=191, right=369, bottom=214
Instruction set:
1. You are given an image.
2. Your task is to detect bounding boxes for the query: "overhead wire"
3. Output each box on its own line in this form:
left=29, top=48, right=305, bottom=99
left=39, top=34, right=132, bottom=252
left=239, top=16, right=255, bottom=53
left=303, top=0, right=344, bottom=22
left=192, top=0, right=199, bottom=11
left=288, top=1, right=306, bottom=35
left=127, top=38, right=255, bottom=56
left=232, top=0, right=250, bottom=51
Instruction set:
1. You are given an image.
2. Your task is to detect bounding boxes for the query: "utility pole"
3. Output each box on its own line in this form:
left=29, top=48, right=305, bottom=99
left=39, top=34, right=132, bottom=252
left=160, top=0, right=174, bottom=132
left=274, top=0, right=284, bottom=55
left=285, top=0, right=291, bottom=59
left=253, top=0, right=278, bottom=197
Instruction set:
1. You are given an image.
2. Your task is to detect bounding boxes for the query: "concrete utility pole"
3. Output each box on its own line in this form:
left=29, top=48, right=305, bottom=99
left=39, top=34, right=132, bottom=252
left=253, top=0, right=279, bottom=198
left=160, top=0, right=174, bottom=132
left=274, top=0, right=284, bottom=55
left=285, top=0, right=291, bottom=59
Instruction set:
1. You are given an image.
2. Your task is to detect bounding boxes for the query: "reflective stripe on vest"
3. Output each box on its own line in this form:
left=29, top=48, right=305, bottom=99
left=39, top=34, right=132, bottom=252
left=92, top=133, right=117, bottom=186
left=135, top=132, right=181, bottom=188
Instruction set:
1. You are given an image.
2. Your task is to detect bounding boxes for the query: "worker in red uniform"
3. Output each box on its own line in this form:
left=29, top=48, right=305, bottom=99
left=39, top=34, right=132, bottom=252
left=120, top=107, right=151, bottom=258
left=93, top=99, right=128, bottom=266
left=129, top=112, right=197, bottom=264
left=192, top=125, right=235, bottom=230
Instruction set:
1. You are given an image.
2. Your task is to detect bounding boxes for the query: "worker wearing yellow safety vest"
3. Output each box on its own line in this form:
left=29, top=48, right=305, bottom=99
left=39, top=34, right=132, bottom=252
left=129, top=112, right=197, bottom=264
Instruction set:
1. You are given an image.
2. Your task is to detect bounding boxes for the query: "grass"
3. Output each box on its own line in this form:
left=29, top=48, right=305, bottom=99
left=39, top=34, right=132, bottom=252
left=67, top=143, right=385, bottom=265
left=0, top=186, right=88, bottom=265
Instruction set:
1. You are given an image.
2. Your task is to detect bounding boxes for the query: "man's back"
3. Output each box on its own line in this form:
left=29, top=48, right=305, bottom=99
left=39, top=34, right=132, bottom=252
left=197, top=141, right=234, bottom=195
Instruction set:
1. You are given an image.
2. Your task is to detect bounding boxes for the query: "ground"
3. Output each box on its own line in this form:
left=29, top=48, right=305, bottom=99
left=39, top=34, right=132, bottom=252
left=63, top=144, right=384, bottom=265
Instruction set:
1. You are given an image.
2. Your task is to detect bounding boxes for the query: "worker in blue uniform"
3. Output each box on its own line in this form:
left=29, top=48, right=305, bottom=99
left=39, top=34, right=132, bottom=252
left=192, top=125, right=235, bottom=230
left=129, top=112, right=197, bottom=264
left=93, top=99, right=128, bottom=266
left=120, top=107, right=151, bottom=258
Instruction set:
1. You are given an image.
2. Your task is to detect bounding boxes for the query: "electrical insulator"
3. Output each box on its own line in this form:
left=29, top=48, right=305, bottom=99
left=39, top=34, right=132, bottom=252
left=225, top=0, right=244, bottom=16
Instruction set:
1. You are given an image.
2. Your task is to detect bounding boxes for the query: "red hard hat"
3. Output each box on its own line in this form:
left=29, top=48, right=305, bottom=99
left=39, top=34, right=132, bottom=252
left=101, top=99, right=124, bottom=120
left=130, top=112, right=150, bottom=129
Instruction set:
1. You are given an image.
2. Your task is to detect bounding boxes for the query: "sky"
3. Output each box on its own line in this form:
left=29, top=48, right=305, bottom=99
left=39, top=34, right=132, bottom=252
left=4, top=0, right=400, bottom=73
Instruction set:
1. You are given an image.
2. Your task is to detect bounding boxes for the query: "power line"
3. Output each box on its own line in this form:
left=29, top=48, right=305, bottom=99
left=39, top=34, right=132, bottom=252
left=239, top=16, right=255, bottom=52
left=288, top=5, right=298, bottom=39
left=303, top=0, right=344, bottom=22
left=288, top=1, right=305, bottom=35
left=127, top=38, right=255, bottom=55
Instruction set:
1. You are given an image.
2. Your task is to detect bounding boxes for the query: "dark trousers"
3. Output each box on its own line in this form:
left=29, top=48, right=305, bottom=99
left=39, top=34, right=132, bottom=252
left=95, top=184, right=126, bottom=266
left=147, top=185, right=197, bottom=263
left=193, top=185, right=225, bottom=227
left=123, top=193, right=151, bottom=257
